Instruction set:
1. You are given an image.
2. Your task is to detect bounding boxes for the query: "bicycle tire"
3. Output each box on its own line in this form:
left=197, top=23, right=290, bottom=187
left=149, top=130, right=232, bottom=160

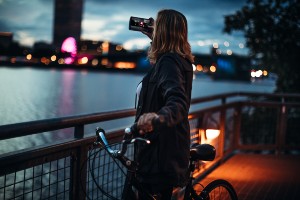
left=199, top=179, right=238, bottom=200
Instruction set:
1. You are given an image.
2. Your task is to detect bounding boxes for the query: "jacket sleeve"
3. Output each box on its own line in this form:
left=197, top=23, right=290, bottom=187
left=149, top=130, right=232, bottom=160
left=156, top=56, right=190, bottom=127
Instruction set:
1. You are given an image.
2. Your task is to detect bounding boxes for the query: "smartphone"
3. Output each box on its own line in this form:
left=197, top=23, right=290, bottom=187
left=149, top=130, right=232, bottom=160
left=129, top=16, right=153, bottom=33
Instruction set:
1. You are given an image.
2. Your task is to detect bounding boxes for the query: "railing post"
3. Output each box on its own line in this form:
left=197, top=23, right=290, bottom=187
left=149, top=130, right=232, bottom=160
left=219, top=97, right=226, bottom=158
left=74, top=125, right=84, bottom=138
left=276, top=98, right=287, bottom=154
left=233, top=103, right=242, bottom=150
left=70, top=145, right=88, bottom=200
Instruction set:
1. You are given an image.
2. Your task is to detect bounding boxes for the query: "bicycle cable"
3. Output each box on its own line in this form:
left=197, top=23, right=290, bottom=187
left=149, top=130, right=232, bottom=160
left=79, top=144, right=120, bottom=200
left=89, top=141, right=134, bottom=200
left=89, top=147, right=119, bottom=200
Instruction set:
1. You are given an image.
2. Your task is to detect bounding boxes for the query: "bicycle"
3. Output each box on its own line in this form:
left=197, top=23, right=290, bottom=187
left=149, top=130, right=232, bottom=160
left=87, top=125, right=238, bottom=200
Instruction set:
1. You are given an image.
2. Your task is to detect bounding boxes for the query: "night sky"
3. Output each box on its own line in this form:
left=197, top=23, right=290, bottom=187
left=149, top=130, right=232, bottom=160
left=0, top=0, right=248, bottom=54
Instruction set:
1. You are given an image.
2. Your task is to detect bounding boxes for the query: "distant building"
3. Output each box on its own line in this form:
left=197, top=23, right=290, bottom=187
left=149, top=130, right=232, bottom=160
left=77, top=40, right=127, bottom=56
left=0, top=32, right=24, bottom=56
left=0, top=32, right=13, bottom=50
left=53, top=0, right=83, bottom=49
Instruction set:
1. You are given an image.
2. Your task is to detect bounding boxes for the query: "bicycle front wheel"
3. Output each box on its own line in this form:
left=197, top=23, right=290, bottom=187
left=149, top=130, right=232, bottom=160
left=199, top=179, right=238, bottom=200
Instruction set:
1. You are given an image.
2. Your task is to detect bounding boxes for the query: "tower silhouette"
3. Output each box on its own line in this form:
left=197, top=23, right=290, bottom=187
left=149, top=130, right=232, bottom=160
left=53, top=0, right=83, bottom=48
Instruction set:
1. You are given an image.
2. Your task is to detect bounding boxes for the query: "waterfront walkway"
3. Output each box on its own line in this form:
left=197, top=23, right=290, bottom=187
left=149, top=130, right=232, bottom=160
left=199, top=153, right=300, bottom=200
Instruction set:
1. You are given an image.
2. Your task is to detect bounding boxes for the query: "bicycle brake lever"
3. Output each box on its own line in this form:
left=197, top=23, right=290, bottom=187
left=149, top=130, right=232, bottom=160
left=131, top=137, right=151, bottom=145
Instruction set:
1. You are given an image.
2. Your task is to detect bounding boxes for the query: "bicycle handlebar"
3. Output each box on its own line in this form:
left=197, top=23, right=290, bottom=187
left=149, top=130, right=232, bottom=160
left=95, top=126, right=150, bottom=157
left=95, top=128, right=120, bottom=156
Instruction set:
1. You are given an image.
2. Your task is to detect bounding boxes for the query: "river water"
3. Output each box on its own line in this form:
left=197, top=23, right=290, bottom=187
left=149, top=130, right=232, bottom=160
left=0, top=66, right=276, bottom=154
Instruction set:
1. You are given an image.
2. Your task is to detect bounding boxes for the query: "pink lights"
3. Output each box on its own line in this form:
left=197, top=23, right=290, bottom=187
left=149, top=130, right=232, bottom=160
left=61, top=37, right=77, bottom=64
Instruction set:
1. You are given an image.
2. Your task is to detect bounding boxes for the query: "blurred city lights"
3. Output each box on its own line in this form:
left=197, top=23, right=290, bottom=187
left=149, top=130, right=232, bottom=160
left=58, top=58, right=64, bottom=64
left=91, top=59, right=99, bottom=66
left=41, top=57, right=50, bottom=65
left=50, top=55, right=57, bottom=61
left=224, top=41, right=229, bottom=47
left=114, top=62, right=136, bottom=69
left=101, top=58, right=108, bottom=66
left=213, top=43, right=219, bottom=48
left=26, top=54, right=32, bottom=60
left=64, top=57, right=75, bottom=64
left=78, top=57, right=88, bottom=64
left=196, top=64, right=203, bottom=72
left=192, top=64, right=196, bottom=71
left=216, top=49, right=222, bottom=55
left=10, top=57, right=16, bottom=63
left=116, top=45, right=123, bottom=51
left=251, top=69, right=269, bottom=78
left=226, top=50, right=233, bottom=55
left=102, top=41, right=109, bottom=54
left=210, top=65, right=216, bottom=73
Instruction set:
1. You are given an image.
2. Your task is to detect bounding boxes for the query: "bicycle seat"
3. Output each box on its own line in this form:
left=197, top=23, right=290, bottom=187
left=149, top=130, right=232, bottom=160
left=190, top=144, right=216, bottom=161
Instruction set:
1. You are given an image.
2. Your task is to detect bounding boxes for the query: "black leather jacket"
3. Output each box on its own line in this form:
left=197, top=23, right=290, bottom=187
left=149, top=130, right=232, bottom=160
left=135, top=52, right=193, bottom=187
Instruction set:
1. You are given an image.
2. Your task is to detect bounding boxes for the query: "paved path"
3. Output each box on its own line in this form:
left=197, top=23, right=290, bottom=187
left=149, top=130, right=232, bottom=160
left=199, top=154, right=300, bottom=200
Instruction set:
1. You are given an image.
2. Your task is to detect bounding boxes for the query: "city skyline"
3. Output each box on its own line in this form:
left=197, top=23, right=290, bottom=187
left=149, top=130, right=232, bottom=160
left=0, top=0, right=248, bottom=55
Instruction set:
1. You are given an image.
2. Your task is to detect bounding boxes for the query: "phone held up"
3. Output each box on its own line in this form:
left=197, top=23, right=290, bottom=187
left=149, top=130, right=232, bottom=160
left=129, top=16, right=154, bottom=33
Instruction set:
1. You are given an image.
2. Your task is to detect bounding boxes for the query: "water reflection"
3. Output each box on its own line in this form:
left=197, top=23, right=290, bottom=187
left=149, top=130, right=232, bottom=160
left=0, top=67, right=276, bottom=154
left=53, top=70, right=77, bottom=139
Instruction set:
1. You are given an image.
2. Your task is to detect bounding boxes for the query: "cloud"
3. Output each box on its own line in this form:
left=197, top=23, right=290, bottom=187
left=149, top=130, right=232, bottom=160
left=123, top=38, right=151, bottom=50
left=0, top=0, right=249, bottom=54
left=15, top=31, right=36, bottom=46
left=0, top=0, right=53, bottom=45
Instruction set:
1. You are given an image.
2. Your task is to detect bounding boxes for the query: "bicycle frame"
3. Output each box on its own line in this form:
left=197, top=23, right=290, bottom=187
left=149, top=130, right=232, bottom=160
left=95, top=127, right=155, bottom=200
left=93, top=127, right=235, bottom=200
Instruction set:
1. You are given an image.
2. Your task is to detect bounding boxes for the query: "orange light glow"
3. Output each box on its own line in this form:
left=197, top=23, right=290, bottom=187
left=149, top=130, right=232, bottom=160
left=58, top=58, right=64, bottom=64
left=51, top=55, right=56, bottom=61
left=196, top=64, right=203, bottom=71
left=206, top=129, right=220, bottom=140
left=263, top=70, right=268, bottom=76
left=10, top=57, right=16, bottom=63
left=41, top=57, right=50, bottom=65
left=102, top=41, right=109, bottom=54
left=210, top=65, right=216, bottom=73
left=78, top=57, right=88, bottom=64
left=91, top=59, right=98, bottom=66
left=101, top=58, right=108, bottom=66
left=114, top=62, right=136, bottom=69
left=116, top=45, right=123, bottom=51
left=26, top=54, right=32, bottom=60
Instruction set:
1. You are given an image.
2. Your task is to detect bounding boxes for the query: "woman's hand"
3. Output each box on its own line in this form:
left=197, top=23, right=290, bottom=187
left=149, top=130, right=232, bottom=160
left=137, top=112, right=159, bottom=135
left=142, top=17, right=154, bottom=40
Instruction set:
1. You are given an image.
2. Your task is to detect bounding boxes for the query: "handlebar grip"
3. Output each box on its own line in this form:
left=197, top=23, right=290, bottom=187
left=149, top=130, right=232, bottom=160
left=95, top=127, right=119, bottom=156
left=125, top=115, right=164, bottom=136
left=125, top=123, right=138, bottom=135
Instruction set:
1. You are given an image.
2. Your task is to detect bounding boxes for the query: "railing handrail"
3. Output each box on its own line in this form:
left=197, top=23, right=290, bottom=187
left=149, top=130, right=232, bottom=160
left=0, top=91, right=299, bottom=200
left=191, top=91, right=300, bottom=104
left=0, top=108, right=136, bottom=140
left=1, top=92, right=299, bottom=141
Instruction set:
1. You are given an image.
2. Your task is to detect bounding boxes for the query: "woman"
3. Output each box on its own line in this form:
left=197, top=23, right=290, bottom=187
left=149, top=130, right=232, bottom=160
left=135, top=9, right=194, bottom=199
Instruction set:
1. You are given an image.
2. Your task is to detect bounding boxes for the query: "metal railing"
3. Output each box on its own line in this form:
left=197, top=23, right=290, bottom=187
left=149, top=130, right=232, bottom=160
left=0, top=92, right=299, bottom=199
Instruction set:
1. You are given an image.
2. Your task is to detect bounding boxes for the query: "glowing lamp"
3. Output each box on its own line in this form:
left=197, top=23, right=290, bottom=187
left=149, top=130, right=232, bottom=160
left=205, top=129, right=220, bottom=140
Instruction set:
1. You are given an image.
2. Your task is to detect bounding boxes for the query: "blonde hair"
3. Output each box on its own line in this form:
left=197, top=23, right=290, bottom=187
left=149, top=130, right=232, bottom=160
left=148, top=9, right=194, bottom=64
